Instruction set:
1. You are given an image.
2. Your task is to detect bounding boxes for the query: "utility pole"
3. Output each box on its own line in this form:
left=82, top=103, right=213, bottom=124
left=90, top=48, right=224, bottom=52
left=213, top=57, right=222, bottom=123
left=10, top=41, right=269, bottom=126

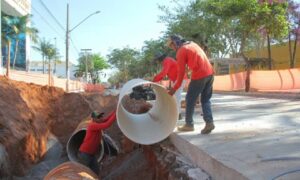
left=81, top=49, right=92, bottom=83
left=54, top=37, right=57, bottom=75
left=66, top=4, right=70, bottom=92
left=65, top=3, right=100, bottom=92
left=0, top=3, right=2, bottom=75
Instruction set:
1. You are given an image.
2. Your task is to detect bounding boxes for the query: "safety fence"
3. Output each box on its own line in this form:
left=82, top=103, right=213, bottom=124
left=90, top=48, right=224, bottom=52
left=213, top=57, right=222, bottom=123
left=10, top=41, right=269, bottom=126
left=83, top=83, right=105, bottom=93
left=160, top=68, right=300, bottom=92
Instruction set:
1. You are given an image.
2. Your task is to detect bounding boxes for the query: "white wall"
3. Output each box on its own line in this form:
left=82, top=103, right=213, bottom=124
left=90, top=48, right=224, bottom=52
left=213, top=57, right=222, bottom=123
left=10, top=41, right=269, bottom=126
left=29, top=61, right=78, bottom=80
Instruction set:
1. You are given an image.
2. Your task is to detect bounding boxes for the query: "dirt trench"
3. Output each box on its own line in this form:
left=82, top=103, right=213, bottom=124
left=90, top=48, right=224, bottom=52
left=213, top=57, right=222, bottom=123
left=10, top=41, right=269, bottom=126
left=0, top=77, right=209, bottom=180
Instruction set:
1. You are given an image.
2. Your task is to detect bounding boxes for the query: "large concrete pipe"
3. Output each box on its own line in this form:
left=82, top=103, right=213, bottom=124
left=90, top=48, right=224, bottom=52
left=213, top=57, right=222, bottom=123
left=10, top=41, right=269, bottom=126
left=66, top=120, right=119, bottom=163
left=66, top=120, right=104, bottom=163
left=117, top=79, right=178, bottom=145
left=43, top=161, right=98, bottom=180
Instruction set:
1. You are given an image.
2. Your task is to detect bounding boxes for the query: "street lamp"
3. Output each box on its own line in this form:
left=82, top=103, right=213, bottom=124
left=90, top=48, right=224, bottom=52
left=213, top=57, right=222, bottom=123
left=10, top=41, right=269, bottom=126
left=81, top=48, right=92, bottom=82
left=65, top=3, right=100, bottom=92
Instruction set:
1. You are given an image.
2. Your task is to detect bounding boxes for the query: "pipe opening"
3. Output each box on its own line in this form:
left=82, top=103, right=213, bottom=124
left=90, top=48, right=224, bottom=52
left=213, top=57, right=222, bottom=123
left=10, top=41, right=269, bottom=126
left=66, top=129, right=104, bottom=163
left=117, top=79, right=178, bottom=145
left=121, top=84, right=156, bottom=114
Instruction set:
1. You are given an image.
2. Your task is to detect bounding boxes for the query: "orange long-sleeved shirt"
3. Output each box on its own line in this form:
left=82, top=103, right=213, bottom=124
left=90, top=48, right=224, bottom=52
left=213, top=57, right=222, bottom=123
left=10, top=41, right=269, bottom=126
left=173, top=42, right=214, bottom=90
left=79, top=111, right=116, bottom=155
left=153, top=57, right=187, bottom=83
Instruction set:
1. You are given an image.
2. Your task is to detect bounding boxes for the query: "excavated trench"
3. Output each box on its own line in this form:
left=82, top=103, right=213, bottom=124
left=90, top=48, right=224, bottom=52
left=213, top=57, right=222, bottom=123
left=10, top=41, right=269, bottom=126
left=0, top=77, right=209, bottom=180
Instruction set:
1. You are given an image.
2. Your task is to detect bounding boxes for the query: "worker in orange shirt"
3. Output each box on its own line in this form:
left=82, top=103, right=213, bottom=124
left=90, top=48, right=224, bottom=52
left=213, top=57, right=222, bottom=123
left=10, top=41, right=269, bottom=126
left=166, top=35, right=215, bottom=134
left=78, top=110, right=116, bottom=175
left=152, top=52, right=187, bottom=120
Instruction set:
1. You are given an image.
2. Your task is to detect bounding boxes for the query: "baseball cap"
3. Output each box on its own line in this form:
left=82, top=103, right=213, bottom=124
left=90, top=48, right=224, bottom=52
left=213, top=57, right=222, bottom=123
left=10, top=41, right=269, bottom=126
left=91, top=111, right=104, bottom=118
left=153, top=52, right=167, bottom=62
left=166, top=34, right=185, bottom=48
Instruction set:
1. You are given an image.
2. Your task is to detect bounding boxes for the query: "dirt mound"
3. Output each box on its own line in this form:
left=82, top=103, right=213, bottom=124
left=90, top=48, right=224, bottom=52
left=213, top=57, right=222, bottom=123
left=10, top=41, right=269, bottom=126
left=0, top=77, right=118, bottom=178
left=50, top=93, right=92, bottom=145
left=0, top=77, right=65, bottom=176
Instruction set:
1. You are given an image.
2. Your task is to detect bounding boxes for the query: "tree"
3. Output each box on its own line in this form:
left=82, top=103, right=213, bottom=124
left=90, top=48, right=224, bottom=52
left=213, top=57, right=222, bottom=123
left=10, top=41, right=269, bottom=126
left=286, top=0, right=300, bottom=68
left=12, top=15, right=38, bottom=69
left=159, top=0, right=226, bottom=58
left=256, top=0, right=289, bottom=69
left=107, top=47, right=140, bottom=82
left=32, top=38, right=53, bottom=74
left=1, top=14, right=18, bottom=77
left=75, top=53, right=109, bottom=84
left=44, top=45, right=57, bottom=86
left=137, top=39, right=169, bottom=78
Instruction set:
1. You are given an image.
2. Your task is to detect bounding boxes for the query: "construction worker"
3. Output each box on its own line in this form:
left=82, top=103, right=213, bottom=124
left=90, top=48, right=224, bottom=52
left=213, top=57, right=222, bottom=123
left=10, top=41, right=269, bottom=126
left=78, top=110, right=116, bottom=175
left=152, top=52, right=187, bottom=120
left=166, top=35, right=215, bottom=134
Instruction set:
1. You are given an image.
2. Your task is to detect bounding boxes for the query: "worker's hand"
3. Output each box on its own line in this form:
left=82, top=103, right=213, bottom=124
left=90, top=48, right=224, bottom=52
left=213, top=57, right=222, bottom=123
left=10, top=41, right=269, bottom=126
left=168, top=88, right=176, bottom=96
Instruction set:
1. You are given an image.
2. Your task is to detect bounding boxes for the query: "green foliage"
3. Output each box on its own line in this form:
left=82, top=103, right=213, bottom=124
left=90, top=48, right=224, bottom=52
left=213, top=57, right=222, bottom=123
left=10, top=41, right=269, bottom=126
left=107, top=47, right=140, bottom=82
left=107, top=0, right=292, bottom=83
left=107, top=39, right=173, bottom=84
left=76, top=53, right=109, bottom=83
left=32, top=38, right=56, bottom=73
left=159, top=0, right=289, bottom=59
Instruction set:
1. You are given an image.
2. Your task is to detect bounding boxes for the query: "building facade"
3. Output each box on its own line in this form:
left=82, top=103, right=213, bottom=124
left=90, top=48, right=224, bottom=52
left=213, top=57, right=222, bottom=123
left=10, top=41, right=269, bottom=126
left=29, top=61, right=78, bottom=80
left=1, top=0, right=31, bottom=73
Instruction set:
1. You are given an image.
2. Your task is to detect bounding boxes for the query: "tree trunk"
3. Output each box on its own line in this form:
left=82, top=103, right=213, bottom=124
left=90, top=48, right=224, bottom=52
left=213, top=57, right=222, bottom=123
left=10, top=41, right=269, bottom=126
left=267, top=34, right=272, bottom=70
left=292, top=33, right=298, bottom=68
left=239, top=34, right=251, bottom=92
left=288, top=32, right=293, bottom=68
left=54, top=57, right=57, bottom=75
left=43, top=55, right=45, bottom=74
left=13, top=40, right=19, bottom=69
left=242, top=54, right=250, bottom=92
left=6, top=41, right=11, bottom=78
left=48, top=58, right=51, bottom=86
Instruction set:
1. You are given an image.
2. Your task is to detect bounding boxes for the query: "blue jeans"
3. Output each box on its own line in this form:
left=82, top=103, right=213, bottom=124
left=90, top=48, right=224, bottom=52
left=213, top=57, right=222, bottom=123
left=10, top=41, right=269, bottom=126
left=78, top=151, right=99, bottom=175
left=185, top=75, right=214, bottom=126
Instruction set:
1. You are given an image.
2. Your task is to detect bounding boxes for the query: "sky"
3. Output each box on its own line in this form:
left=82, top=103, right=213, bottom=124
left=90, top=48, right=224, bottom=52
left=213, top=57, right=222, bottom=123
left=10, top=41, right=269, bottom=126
left=30, top=0, right=173, bottom=65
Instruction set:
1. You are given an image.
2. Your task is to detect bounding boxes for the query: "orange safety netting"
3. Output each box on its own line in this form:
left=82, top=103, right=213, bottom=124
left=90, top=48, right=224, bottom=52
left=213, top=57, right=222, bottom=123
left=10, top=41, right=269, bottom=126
left=213, top=72, right=246, bottom=91
left=158, top=68, right=300, bottom=91
left=250, top=68, right=300, bottom=90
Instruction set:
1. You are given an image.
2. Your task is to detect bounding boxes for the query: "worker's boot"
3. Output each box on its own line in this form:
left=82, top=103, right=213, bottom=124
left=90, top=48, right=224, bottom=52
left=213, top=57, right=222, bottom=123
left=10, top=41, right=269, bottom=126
left=177, top=124, right=194, bottom=131
left=201, top=122, right=215, bottom=134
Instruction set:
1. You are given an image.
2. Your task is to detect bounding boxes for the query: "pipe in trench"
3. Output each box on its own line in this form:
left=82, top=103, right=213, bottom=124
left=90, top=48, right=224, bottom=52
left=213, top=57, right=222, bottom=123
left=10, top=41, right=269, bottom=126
left=66, top=120, right=119, bottom=163
left=43, top=161, right=99, bottom=180
left=46, top=78, right=176, bottom=177
left=45, top=120, right=119, bottom=179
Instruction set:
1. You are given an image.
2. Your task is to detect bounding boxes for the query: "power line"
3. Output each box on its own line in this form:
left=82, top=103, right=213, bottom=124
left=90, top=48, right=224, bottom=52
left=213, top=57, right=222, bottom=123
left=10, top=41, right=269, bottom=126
left=31, top=6, right=65, bottom=41
left=38, top=0, right=66, bottom=32
left=70, top=38, right=80, bottom=56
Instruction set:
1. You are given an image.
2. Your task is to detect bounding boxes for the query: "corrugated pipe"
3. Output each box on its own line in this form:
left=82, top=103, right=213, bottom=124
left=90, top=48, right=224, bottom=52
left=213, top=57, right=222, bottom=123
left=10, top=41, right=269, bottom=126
left=43, top=161, right=99, bottom=180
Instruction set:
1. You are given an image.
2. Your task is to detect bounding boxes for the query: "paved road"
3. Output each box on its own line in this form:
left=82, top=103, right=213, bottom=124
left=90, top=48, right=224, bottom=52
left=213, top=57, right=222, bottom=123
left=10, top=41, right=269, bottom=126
left=172, top=94, right=300, bottom=180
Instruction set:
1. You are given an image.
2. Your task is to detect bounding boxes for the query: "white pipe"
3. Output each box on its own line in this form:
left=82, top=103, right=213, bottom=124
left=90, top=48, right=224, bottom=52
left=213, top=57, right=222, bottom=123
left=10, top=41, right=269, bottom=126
left=117, top=79, right=178, bottom=145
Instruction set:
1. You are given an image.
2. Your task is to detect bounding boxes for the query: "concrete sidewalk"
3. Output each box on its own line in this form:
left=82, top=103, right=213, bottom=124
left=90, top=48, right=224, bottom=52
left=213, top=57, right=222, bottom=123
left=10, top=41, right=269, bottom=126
left=171, top=94, right=300, bottom=180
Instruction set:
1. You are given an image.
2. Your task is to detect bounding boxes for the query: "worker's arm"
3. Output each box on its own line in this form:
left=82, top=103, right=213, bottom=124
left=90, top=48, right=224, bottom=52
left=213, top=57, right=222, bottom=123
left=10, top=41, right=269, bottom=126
left=101, top=110, right=116, bottom=122
left=88, top=111, right=117, bottom=131
left=152, top=60, right=170, bottom=82
left=172, top=49, right=186, bottom=91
